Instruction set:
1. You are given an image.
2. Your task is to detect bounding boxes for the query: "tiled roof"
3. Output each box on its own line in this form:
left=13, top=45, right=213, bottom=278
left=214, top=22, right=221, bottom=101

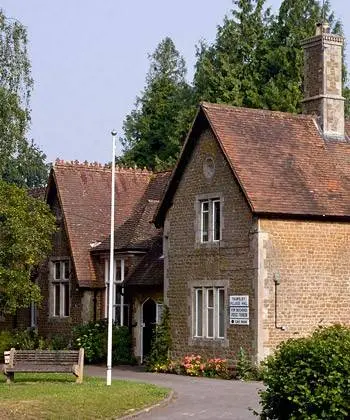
left=155, top=102, right=350, bottom=225
left=126, top=235, right=164, bottom=286
left=95, top=171, right=170, bottom=251
left=49, top=161, right=154, bottom=288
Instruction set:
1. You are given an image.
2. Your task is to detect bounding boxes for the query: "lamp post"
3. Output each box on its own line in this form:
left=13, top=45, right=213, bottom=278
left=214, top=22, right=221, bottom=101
left=107, top=129, right=117, bottom=386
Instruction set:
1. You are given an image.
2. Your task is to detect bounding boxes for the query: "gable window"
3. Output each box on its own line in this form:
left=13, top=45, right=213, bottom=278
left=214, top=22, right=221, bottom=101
left=194, top=287, right=225, bottom=339
left=200, top=198, right=221, bottom=243
left=51, top=259, right=70, bottom=317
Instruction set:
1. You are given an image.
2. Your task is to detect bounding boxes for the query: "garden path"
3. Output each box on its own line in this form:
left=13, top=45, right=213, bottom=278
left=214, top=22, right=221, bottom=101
left=86, top=365, right=262, bottom=419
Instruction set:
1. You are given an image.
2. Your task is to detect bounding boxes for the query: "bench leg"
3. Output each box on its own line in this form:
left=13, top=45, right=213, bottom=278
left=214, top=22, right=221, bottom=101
left=6, top=372, right=14, bottom=384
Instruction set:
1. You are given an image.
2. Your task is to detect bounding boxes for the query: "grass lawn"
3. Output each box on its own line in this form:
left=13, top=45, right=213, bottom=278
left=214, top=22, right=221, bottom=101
left=0, top=373, right=169, bottom=419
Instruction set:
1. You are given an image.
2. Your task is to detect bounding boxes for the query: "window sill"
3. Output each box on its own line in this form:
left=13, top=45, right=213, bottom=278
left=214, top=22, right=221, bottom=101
left=49, top=315, right=70, bottom=320
left=195, top=240, right=226, bottom=249
left=188, top=336, right=229, bottom=348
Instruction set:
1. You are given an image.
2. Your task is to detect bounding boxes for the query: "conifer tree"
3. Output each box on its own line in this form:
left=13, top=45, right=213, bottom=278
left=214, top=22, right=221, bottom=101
left=120, top=37, right=195, bottom=170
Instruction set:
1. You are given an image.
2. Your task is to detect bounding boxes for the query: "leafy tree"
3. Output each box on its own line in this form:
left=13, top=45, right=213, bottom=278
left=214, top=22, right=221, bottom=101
left=261, top=0, right=344, bottom=113
left=0, top=10, right=49, bottom=187
left=0, top=11, right=56, bottom=314
left=120, top=37, right=195, bottom=170
left=0, top=180, right=56, bottom=314
left=194, top=0, right=269, bottom=108
left=194, top=0, right=348, bottom=114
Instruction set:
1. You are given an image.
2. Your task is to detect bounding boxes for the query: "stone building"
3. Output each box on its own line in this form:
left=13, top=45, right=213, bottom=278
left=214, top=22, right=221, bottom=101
left=36, top=161, right=169, bottom=362
left=154, top=24, right=350, bottom=362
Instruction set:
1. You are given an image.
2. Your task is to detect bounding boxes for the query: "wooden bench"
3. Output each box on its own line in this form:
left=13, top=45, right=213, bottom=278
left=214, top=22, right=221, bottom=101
left=2, top=348, right=84, bottom=384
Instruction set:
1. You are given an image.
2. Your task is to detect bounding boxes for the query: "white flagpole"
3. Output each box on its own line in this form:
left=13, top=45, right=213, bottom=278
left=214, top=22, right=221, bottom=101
left=107, top=129, right=117, bottom=386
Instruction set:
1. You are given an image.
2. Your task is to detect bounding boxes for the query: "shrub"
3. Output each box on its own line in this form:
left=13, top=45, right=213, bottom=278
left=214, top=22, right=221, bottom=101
left=236, top=347, right=262, bottom=381
left=259, top=325, right=350, bottom=419
left=47, top=334, right=70, bottom=350
left=0, top=330, right=12, bottom=362
left=152, top=359, right=183, bottom=374
left=9, top=328, right=44, bottom=350
left=146, top=306, right=171, bottom=370
left=73, top=321, right=105, bottom=363
left=203, top=357, right=230, bottom=379
left=180, top=354, right=230, bottom=379
left=182, top=354, right=203, bottom=376
left=72, top=319, right=134, bottom=365
left=112, top=325, right=136, bottom=365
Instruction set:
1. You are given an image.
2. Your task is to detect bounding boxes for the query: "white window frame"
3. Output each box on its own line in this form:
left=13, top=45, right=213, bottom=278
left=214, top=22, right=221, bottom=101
left=194, top=289, right=203, bottom=337
left=193, top=287, right=225, bottom=339
left=212, top=199, right=221, bottom=242
left=51, top=259, right=70, bottom=318
left=199, top=198, right=221, bottom=243
left=105, top=258, right=128, bottom=324
left=156, top=303, right=164, bottom=325
left=200, top=201, right=209, bottom=242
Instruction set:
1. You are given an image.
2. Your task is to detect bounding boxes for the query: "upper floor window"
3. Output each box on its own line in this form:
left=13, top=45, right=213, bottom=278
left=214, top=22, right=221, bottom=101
left=200, top=198, right=221, bottom=243
left=51, top=259, right=70, bottom=317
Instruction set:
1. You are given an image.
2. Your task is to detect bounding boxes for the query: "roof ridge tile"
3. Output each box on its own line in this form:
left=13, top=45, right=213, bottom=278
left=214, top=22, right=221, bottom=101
left=201, top=101, right=314, bottom=121
left=54, top=159, right=153, bottom=175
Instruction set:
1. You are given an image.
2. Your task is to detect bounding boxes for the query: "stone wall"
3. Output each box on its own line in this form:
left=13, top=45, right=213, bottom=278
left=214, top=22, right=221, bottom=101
left=165, top=127, right=257, bottom=361
left=37, top=196, right=82, bottom=338
left=259, top=218, right=350, bottom=358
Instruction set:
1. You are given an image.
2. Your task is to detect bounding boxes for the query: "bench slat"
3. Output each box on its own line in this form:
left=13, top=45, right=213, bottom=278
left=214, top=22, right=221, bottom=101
left=5, top=365, right=73, bottom=373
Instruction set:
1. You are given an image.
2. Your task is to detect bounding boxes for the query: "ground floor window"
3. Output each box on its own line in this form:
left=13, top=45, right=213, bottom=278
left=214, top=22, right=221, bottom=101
left=105, top=285, right=129, bottom=326
left=114, top=291, right=129, bottom=326
left=194, top=287, right=225, bottom=339
left=105, top=258, right=129, bottom=326
left=51, top=259, right=70, bottom=317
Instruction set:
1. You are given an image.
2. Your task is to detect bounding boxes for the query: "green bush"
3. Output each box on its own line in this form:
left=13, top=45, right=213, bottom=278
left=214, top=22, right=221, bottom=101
left=72, top=319, right=134, bottom=365
left=73, top=321, right=105, bottom=363
left=236, top=347, right=262, bottom=381
left=259, top=325, right=350, bottom=419
left=9, top=328, right=47, bottom=350
left=46, top=334, right=70, bottom=350
left=0, top=330, right=12, bottom=362
left=112, top=325, right=135, bottom=365
left=146, top=306, right=171, bottom=371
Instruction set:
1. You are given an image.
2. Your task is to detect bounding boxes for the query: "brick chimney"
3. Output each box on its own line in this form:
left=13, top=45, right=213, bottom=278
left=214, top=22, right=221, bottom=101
left=301, top=22, right=345, bottom=139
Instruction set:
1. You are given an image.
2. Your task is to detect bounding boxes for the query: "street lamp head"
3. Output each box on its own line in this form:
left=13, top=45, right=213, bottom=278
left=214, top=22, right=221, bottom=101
left=111, top=129, right=117, bottom=137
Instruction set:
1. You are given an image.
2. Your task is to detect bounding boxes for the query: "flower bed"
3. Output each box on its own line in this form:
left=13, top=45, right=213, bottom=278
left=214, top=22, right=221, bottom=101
left=152, top=354, right=232, bottom=379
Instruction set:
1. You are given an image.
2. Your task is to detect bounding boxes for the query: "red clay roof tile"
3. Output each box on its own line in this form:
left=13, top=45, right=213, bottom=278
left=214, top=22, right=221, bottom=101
left=156, top=102, right=350, bottom=226
left=50, top=162, right=155, bottom=287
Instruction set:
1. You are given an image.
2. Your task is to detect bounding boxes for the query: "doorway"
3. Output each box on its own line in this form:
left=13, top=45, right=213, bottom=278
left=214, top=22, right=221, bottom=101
left=141, top=298, right=156, bottom=363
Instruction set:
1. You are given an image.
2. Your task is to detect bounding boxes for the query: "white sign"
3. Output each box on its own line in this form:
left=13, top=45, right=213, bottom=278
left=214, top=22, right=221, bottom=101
left=229, top=295, right=249, bottom=326
left=230, top=319, right=249, bottom=325
left=229, top=295, right=249, bottom=307
left=230, top=306, right=249, bottom=318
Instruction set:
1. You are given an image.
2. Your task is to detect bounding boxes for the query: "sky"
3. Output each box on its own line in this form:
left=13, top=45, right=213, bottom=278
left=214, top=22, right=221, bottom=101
left=1, top=0, right=350, bottom=164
